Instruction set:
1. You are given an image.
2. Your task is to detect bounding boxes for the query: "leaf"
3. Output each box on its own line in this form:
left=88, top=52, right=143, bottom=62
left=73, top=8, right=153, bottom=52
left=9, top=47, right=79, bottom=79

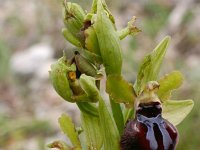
left=158, top=71, right=184, bottom=101
left=93, top=0, right=122, bottom=75
left=162, top=100, right=194, bottom=126
left=79, top=74, right=99, bottom=101
left=134, top=36, right=171, bottom=95
left=81, top=113, right=103, bottom=150
left=106, top=75, right=136, bottom=105
left=99, top=97, right=120, bottom=150
left=58, top=114, right=81, bottom=148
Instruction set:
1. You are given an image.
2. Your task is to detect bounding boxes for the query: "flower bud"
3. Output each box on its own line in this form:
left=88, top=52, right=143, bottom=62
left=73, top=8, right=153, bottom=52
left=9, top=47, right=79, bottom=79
left=74, top=51, right=102, bottom=79
left=62, top=1, right=85, bottom=45
left=49, top=52, right=101, bottom=103
left=49, top=57, right=75, bottom=102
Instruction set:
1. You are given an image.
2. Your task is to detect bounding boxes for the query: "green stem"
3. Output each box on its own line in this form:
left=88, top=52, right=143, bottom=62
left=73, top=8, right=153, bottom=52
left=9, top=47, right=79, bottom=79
left=118, top=27, right=130, bottom=40
left=124, top=108, right=134, bottom=123
left=109, top=97, right=124, bottom=135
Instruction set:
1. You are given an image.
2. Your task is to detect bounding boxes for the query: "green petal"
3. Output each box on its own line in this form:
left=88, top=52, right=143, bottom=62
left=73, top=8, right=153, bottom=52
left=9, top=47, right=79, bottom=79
left=162, top=100, right=194, bottom=126
left=158, top=71, right=184, bottom=101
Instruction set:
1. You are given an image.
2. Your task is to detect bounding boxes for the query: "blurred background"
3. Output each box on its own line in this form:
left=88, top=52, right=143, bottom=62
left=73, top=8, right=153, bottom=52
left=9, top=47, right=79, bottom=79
left=0, top=0, right=200, bottom=149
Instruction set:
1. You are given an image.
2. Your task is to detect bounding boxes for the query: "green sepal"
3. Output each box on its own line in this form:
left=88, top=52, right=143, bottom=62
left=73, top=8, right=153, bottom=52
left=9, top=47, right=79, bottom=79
left=162, top=100, right=194, bottom=126
left=94, top=0, right=122, bottom=75
left=49, top=57, right=74, bottom=102
left=48, top=140, right=71, bottom=150
left=134, top=36, right=171, bottom=95
left=158, top=71, right=184, bottom=101
left=58, top=114, right=81, bottom=149
left=106, top=75, right=136, bottom=106
left=79, top=74, right=99, bottom=102
left=62, top=28, right=82, bottom=47
left=81, top=113, right=103, bottom=150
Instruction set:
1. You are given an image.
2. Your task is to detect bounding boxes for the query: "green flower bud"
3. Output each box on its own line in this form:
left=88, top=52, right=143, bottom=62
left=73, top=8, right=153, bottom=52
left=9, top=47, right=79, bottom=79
left=49, top=53, right=101, bottom=103
left=84, top=20, right=101, bottom=56
left=74, top=51, right=102, bottom=79
left=49, top=57, right=75, bottom=102
left=62, top=1, right=85, bottom=45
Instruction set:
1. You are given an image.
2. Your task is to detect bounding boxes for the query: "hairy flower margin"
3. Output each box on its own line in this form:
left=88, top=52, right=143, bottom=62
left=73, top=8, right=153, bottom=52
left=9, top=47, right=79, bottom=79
left=48, top=0, right=194, bottom=150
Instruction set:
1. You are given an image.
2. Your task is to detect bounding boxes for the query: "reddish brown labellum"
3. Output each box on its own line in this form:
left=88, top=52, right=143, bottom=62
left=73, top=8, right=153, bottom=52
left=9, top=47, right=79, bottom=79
left=120, top=102, right=178, bottom=150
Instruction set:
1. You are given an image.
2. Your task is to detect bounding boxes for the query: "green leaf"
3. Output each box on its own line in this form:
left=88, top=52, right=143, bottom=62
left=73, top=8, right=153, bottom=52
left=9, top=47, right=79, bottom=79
left=99, top=97, right=120, bottom=150
left=106, top=75, right=136, bottom=105
left=158, top=71, right=184, bottom=101
left=162, top=100, right=194, bottom=126
left=134, top=36, right=171, bottom=95
left=93, top=0, right=122, bottom=75
left=58, top=114, right=81, bottom=148
left=81, top=113, right=103, bottom=150
left=79, top=74, right=99, bottom=102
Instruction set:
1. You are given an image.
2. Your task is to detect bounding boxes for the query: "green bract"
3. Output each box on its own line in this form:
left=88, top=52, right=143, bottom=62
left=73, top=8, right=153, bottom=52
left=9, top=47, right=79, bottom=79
left=106, top=75, right=136, bottom=106
left=94, top=0, right=122, bottom=75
